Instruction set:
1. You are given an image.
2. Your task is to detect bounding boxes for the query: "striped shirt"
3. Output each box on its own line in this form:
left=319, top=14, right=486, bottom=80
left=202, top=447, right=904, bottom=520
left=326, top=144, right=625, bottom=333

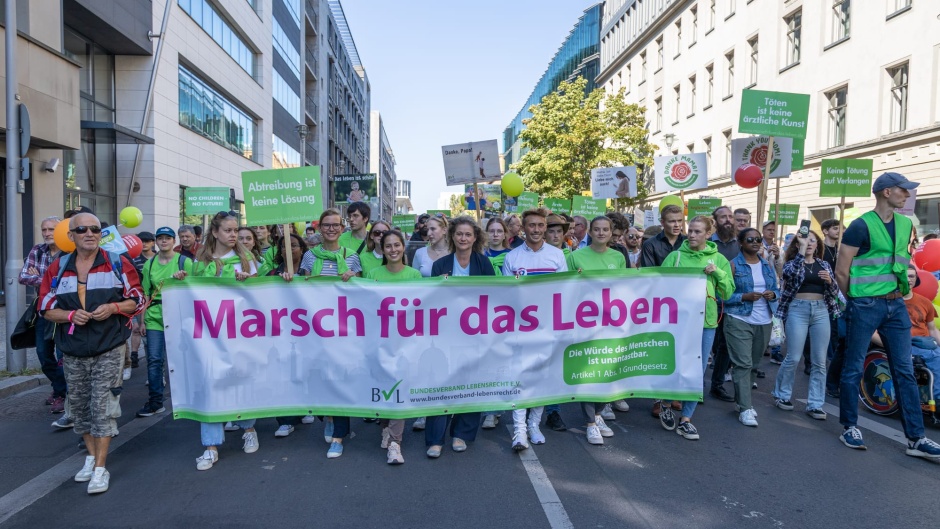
left=502, top=242, right=568, bottom=276
left=298, top=250, right=362, bottom=277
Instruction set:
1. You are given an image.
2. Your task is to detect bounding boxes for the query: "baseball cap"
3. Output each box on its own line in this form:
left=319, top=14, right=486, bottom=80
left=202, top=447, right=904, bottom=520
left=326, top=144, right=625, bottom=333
left=155, top=227, right=176, bottom=239
left=762, top=220, right=775, bottom=228
left=872, top=172, right=919, bottom=193
left=137, top=231, right=155, bottom=242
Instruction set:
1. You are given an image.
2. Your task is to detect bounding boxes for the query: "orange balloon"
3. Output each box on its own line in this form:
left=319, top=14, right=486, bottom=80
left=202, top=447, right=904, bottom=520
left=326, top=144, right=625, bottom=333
left=53, top=220, right=75, bottom=253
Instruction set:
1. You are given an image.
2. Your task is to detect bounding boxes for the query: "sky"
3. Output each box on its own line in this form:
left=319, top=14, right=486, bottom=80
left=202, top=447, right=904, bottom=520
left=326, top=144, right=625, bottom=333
left=340, top=0, right=597, bottom=213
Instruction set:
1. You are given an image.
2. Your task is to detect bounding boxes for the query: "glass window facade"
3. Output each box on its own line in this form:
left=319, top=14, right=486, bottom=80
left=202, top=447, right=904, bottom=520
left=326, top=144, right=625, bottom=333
left=178, top=0, right=255, bottom=77
left=273, top=18, right=301, bottom=79
left=502, top=5, right=600, bottom=167
left=274, top=71, right=302, bottom=121
left=281, top=0, right=301, bottom=25
left=272, top=135, right=301, bottom=168
left=178, top=65, right=256, bottom=160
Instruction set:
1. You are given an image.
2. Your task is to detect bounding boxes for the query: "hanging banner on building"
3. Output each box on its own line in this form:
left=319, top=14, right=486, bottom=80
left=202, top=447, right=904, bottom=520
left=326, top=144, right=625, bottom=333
left=654, top=153, right=708, bottom=193
left=687, top=198, right=722, bottom=220
left=515, top=191, right=540, bottom=211
left=441, top=140, right=501, bottom=186
left=185, top=187, right=231, bottom=215
left=819, top=159, right=874, bottom=198
left=161, top=271, right=706, bottom=421
left=334, top=173, right=377, bottom=208
left=591, top=166, right=638, bottom=199
left=543, top=198, right=572, bottom=215
left=766, top=204, right=800, bottom=225
left=731, top=136, right=793, bottom=178
left=738, top=89, right=810, bottom=139
left=571, top=196, right=607, bottom=217
left=242, top=166, right=322, bottom=225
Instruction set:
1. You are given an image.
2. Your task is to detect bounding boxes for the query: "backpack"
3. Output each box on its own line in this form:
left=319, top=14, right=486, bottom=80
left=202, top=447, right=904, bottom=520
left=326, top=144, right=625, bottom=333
left=52, top=251, right=125, bottom=290
left=144, top=254, right=190, bottom=297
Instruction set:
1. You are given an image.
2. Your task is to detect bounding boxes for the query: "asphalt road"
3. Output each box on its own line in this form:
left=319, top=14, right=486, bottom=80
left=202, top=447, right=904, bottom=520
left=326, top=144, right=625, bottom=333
left=1, top=361, right=937, bottom=529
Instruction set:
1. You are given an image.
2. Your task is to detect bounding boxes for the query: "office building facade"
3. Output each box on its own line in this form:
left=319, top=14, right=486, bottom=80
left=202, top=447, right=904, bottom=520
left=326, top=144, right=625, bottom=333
left=369, top=110, right=395, bottom=221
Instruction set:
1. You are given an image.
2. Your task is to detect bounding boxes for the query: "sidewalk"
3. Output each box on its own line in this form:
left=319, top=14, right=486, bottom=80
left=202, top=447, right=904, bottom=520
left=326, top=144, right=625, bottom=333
left=1, top=305, right=46, bottom=397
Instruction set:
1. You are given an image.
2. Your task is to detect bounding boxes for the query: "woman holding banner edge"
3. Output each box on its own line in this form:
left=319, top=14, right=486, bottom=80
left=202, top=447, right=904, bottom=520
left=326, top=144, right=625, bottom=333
left=659, top=216, right=734, bottom=440
left=189, top=211, right=260, bottom=471
left=565, top=216, right=626, bottom=445
left=425, top=217, right=494, bottom=458
left=365, top=229, right=422, bottom=464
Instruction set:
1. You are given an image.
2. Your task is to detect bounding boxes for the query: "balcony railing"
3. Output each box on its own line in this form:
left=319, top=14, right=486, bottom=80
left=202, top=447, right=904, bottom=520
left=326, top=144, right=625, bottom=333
left=305, top=93, right=318, bottom=119
left=305, top=0, right=319, bottom=33
left=305, top=46, right=318, bottom=78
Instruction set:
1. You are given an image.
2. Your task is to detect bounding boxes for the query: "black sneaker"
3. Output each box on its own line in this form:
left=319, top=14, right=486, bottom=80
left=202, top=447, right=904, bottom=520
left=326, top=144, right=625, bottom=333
left=806, top=408, right=827, bottom=420
left=774, top=398, right=794, bottom=411
left=659, top=407, right=677, bottom=431
left=770, top=355, right=783, bottom=365
left=545, top=410, right=567, bottom=431
left=676, top=421, right=700, bottom=440
left=131, top=352, right=139, bottom=368
left=826, top=388, right=841, bottom=398
left=709, top=385, right=735, bottom=402
left=136, top=403, right=166, bottom=418
left=755, top=369, right=766, bottom=379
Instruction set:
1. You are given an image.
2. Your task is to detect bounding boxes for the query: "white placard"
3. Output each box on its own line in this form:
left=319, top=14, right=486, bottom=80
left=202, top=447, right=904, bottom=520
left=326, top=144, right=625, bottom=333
left=731, top=136, right=793, bottom=178
left=441, top=140, right=502, bottom=186
left=654, top=153, right=709, bottom=193
left=591, top=166, right=638, bottom=199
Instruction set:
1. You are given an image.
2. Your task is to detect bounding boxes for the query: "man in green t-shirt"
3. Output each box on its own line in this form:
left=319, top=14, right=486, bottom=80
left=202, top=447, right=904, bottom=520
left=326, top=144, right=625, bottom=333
left=136, top=227, right=193, bottom=418
left=338, top=202, right=371, bottom=255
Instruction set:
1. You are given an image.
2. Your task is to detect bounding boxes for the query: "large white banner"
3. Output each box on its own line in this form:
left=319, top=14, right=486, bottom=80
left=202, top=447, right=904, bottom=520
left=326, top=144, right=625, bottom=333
left=162, top=271, right=706, bottom=421
left=731, top=136, right=793, bottom=178
left=654, top=153, right=708, bottom=193
left=441, top=140, right=501, bottom=186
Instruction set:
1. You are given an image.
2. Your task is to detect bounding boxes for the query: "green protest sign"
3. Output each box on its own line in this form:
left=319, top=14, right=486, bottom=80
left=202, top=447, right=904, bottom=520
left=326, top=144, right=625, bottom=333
left=819, top=159, right=873, bottom=198
left=392, top=214, right=415, bottom=232
left=571, top=196, right=606, bottom=217
left=687, top=198, right=722, bottom=220
left=242, top=166, right=322, bottom=225
left=516, top=191, right=539, bottom=211
left=542, top=198, right=571, bottom=215
left=766, top=204, right=800, bottom=225
left=739, top=89, right=810, bottom=139
left=185, top=187, right=230, bottom=216
left=791, top=137, right=805, bottom=170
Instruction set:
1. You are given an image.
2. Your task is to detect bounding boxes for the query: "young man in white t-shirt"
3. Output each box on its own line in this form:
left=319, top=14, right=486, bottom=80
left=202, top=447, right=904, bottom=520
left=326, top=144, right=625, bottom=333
left=502, top=208, right=568, bottom=450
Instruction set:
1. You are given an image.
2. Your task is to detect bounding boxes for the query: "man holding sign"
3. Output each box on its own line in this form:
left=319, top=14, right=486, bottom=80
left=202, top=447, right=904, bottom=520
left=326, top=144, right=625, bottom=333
left=835, top=172, right=940, bottom=460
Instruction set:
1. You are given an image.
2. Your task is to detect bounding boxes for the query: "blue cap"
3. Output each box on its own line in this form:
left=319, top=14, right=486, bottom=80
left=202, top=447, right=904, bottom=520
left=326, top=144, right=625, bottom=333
left=155, top=227, right=176, bottom=239
left=872, top=172, right=919, bottom=193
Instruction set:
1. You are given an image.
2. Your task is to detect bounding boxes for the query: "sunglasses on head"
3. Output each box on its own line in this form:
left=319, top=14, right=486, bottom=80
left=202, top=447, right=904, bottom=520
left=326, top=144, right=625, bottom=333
left=216, top=210, right=238, bottom=218
left=70, top=225, right=102, bottom=235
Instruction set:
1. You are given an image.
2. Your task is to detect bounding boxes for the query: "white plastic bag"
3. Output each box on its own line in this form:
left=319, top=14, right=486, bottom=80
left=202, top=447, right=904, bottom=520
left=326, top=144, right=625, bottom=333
left=769, top=316, right=786, bottom=348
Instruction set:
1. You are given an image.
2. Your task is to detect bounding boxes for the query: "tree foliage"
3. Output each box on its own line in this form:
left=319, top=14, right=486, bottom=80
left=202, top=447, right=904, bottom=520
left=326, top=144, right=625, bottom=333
left=448, top=193, right=466, bottom=217
left=513, top=77, right=657, bottom=208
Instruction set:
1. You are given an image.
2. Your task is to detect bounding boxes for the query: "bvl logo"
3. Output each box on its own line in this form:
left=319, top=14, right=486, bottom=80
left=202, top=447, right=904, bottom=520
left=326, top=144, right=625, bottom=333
left=372, top=380, right=404, bottom=403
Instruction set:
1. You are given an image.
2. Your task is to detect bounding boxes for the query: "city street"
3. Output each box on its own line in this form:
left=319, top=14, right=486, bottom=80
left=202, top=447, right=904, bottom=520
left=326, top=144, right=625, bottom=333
left=1, top=360, right=936, bottom=529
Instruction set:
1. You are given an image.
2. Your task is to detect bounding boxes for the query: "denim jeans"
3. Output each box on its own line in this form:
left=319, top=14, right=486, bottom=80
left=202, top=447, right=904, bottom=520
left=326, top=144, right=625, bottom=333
left=682, top=328, right=716, bottom=420
left=201, top=420, right=256, bottom=446
left=425, top=413, right=481, bottom=446
left=911, top=345, right=940, bottom=401
left=145, top=330, right=166, bottom=407
left=35, top=318, right=67, bottom=397
left=773, top=300, right=830, bottom=410
left=840, top=296, right=924, bottom=441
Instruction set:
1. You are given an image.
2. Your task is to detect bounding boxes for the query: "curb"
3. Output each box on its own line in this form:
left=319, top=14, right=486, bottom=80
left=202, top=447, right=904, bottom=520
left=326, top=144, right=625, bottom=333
left=0, top=375, right=50, bottom=400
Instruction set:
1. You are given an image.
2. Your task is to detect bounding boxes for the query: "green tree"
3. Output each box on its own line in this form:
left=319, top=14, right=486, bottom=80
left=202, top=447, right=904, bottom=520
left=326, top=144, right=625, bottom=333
left=513, top=77, right=656, bottom=208
left=448, top=193, right=466, bottom=218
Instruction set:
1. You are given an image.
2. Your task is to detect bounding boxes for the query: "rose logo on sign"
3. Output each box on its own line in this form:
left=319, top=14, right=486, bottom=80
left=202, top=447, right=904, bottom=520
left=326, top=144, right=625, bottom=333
left=743, top=140, right=781, bottom=174
left=664, top=157, right=700, bottom=189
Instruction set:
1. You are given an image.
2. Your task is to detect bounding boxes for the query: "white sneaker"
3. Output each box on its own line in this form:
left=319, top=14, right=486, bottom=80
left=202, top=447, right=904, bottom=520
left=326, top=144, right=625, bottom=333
left=74, top=455, right=96, bottom=482
left=196, top=449, right=218, bottom=471
left=301, top=415, right=316, bottom=424
left=586, top=425, right=604, bottom=445
left=739, top=408, right=758, bottom=427
left=412, top=417, right=426, bottom=431
left=122, top=368, right=131, bottom=381
left=600, top=403, right=616, bottom=421
left=612, top=399, right=630, bottom=412
left=481, top=414, right=498, bottom=429
left=274, top=425, right=294, bottom=437
left=380, top=427, right=391, bottom=449
left=527, top=424, right=546, bottom=445
left=242, top=430, right=259, bottom=453
left=223, top=422, right=240, bottom=432
left=386, top=441, right=404, bottom=465
left=512, top=428, right=529, bottom=451
left=86, top=467, right=109, bottom=494
left=594, top=416, right=614, bottom=437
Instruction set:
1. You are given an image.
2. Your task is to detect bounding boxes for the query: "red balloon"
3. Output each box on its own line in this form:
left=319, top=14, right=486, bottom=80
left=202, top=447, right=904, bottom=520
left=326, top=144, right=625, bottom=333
left=122, top=234, right=142, bottom=259
left=913, top=269, right=939, bottom=301
left=734, top=163, right=764, bottom=189
left=912, top=239, right=940, bottom=272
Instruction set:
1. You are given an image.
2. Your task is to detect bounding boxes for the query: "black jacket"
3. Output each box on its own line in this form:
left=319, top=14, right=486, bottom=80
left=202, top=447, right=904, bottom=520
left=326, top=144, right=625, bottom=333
left=431, top=252, right=496, bottom=277
left=640, top=232, right=687, bottom=267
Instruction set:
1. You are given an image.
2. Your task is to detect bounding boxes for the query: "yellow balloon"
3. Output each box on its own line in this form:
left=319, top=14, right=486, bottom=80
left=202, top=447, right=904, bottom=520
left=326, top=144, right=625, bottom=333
left=501, top=172, right=524, bottom=197
left=119, top=207, right=143, bottom=228
left=659, top=195, right=684, bottom=212
left=53, top=220, right=76, bottom=253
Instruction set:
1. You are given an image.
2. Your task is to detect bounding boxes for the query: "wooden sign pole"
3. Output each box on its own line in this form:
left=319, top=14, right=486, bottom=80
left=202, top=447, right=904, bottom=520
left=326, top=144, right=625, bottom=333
left=473, top=182, right=482, bottom=223
left=755, top=136, right=775, bottom=229
left=282, top=223, right=294, bottom=275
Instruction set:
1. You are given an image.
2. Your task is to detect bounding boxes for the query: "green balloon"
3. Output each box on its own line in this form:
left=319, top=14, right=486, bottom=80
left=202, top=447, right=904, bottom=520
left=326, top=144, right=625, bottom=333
left=501, top=172, right=524, bottom=197
left=659, top=195, right=683, bottom=212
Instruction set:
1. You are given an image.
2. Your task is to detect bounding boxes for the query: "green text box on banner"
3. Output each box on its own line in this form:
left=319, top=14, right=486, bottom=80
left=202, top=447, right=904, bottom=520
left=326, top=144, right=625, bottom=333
left=571, top=196, right=606, bottom=217
left=766, top=204, right=800, bottom=225
left=738, top=89, right=810, bottom=139
left=819, top=159, right=873, bottom=198
left=516, top=191, right=539, bottom=211
left=543, top=198, right=571, bottom=215
left=242, top=166, right=322, bottom=225
left=687, top=198, right=722, bottom=220
left=161, top=270, right=706, bottom=421
left=392, top=214, right=415, bottom=232
left=185, top=187, right=230, bottom=215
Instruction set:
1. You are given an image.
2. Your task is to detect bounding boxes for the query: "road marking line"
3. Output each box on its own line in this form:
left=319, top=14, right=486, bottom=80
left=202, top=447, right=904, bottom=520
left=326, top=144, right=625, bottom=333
left=797, top=399, right=907, bottom=445
left=505, top=423, right=573, bottom=529
left=0, top=413, right=167, bottom=525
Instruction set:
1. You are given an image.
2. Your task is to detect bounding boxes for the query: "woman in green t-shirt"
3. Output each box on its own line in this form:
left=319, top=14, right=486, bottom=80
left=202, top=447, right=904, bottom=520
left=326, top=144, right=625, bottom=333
left=564, top=216, right=626, bottom=446
left=360, top=220, right=392, bottom=278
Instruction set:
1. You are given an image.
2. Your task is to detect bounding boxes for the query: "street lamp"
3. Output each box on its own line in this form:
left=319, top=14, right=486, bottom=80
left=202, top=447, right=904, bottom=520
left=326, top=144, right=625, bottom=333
left=663, top=133, right=677, bottom=151
left=295, top=124, right=308, bottom=166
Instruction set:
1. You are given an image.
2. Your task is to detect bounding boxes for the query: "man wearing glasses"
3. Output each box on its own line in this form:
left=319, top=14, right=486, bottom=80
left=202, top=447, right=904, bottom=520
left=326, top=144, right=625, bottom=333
left=39, top=213, right=144, bottom=494
left=624, top=227, right=642, bottom=268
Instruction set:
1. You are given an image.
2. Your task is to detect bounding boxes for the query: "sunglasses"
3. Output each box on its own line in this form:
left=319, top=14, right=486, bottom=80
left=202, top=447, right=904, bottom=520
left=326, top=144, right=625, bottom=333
left=71, top=225, right=102, bottom=235
left=744, top=236, right=761, bottom=243
left=627, top=234, right=640, bottom=239
left=216, top=210, right=238, bottom=218
left=372, top=230, right=388, bottom=237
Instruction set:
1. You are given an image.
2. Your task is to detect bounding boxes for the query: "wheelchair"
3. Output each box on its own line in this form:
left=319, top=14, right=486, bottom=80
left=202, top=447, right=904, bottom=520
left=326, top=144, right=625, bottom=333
left=859, top=346, right=938, bottom=425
